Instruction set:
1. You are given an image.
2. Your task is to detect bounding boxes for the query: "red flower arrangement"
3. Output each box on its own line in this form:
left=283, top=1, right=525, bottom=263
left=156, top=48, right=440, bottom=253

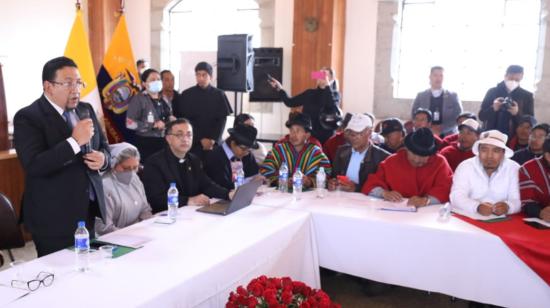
left=226, top=275, right=341, bottom=308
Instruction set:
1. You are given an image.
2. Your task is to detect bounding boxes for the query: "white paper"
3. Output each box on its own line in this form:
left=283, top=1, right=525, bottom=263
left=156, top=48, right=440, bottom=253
left=97, top=233, right=151, bottom=249
left=452, top=208, right=506, bottom=221
left=523, top=217, right=550, bottom=228
left=0, top=285, right=29, bottom=306
left=379, top=199, right=417, bottom=212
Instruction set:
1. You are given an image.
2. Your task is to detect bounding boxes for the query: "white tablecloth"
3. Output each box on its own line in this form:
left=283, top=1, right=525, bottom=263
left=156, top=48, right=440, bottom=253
left=254, top=189, right=550, bottom=308
left=0, top=206, right=319, bottom=308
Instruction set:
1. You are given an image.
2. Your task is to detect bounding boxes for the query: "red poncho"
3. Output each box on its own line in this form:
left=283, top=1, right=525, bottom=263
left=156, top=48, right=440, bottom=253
left=439, top=143, right=475, bottom=171
left=361, top=149, right=453, bottom=203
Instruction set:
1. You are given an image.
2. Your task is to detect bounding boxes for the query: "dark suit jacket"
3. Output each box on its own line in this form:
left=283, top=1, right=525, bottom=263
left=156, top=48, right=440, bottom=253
left=13, top=95, right=110, bottom=237
left=204, top=143, right=259, bottom=190
left=331, top=143, right=390, bottom=192
left=142, top=147, right=229, bottom=214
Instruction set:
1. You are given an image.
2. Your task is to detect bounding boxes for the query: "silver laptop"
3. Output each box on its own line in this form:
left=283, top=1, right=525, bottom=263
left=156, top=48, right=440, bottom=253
left=196, top=178, right=262, bottom=216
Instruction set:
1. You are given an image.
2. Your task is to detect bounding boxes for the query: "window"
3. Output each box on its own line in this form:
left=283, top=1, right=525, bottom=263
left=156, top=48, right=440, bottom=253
left=165, top=0, right=261, bottom=85
left=393, top=0, right=543, bottom=101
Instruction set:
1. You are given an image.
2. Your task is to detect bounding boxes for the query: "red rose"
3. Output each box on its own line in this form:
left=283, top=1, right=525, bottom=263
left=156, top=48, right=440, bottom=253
left=247, top=297, right=258, bottom=308
left=281, top=290, right=293, bottom=304
left=300, top=302, right=311, bottom=308
left=247, top=282, right=264, bottom=297
left=237, top=286, right=248, bottom=296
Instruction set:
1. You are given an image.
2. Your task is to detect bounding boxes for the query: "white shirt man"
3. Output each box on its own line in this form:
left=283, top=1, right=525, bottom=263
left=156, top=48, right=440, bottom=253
left=450, top=130, right=521, bottom=216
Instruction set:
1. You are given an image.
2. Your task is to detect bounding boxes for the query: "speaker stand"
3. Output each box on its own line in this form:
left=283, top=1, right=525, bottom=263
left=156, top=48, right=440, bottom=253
left=233, top=91, right=244, bottom=115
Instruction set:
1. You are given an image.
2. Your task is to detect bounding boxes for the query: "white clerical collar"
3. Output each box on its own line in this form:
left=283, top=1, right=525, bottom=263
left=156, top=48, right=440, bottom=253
left=44, top=93, right=65, bottom=116
left=431, top=88, right=443, bottom=97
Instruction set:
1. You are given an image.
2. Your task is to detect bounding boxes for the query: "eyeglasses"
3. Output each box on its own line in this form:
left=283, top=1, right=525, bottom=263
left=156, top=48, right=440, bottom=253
left=50, top=80, right=86, bottom=89
left=11, top=271, right=54, bottom=291
left=168, top=132, right=193, bottom=140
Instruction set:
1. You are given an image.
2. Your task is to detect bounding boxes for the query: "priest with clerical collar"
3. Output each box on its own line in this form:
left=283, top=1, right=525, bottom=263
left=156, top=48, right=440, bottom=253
left=450, top=130, right=521, bottom=216
left=362, top=127, right=453, bottom=207
left=142, top=118, right=231, bottom=214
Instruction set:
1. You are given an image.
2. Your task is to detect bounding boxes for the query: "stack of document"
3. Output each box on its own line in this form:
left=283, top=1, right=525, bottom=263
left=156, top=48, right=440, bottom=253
left=379, top=199, right=417, bottom=212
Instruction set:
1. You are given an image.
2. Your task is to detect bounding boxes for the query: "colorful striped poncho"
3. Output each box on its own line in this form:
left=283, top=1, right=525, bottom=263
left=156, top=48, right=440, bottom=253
left=260, top=141, right=332, bottom=185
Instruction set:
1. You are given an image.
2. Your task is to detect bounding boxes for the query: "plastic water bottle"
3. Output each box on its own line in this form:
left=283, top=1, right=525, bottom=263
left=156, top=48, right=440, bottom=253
left=438, top=202, right=451, bottom=222
left=316, top=167, right=326, bottom=198
left=293, top=168, right=303, bottom=201
left=167, top=182, right=179, bottom=221
left=278, top=162, right=289, bottom=193
left=235, top=167, right=245, bottom=188
left=74, top=221, right=90, bottom=272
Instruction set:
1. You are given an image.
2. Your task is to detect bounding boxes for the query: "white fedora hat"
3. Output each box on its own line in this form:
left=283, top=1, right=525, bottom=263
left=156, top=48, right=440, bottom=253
left=472, top=130, right=514, bottom=158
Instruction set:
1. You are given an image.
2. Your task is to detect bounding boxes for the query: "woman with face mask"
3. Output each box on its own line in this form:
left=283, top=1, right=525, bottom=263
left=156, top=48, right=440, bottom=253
left=126, top=68, right=176, bottom=159
left=95, top=143, right=153, bottom=235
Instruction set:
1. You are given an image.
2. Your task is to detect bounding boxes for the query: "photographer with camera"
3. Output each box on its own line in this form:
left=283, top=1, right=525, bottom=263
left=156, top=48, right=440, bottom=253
left=479, top=65, right=534, bottom=138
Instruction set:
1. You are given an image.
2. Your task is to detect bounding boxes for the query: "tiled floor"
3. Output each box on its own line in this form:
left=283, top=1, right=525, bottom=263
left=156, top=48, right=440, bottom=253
left=2, top=243, right=475, bottom=307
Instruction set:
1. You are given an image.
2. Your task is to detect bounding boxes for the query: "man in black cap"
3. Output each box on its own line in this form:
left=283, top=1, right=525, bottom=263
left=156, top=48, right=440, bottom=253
left=204, top=124, right=260, bottom=190
left=362, top=127, right=453, bottom=207
left=173, top=61, right=233, bottom=159
left=512, top=123, right=550, bottom=165
left=508, top=115, right=537, bottom=151
left=260, top=113, right=332, bottom=188
left=479, top=65, right=534, bottom=138
left=379, top=118, right=405, bottom=154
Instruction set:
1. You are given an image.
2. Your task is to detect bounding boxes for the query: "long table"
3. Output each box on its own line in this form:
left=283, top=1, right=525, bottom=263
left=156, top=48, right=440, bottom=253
left=0, top=206, right=319, bottom=308
left=253, top=190, right=550, bottom=308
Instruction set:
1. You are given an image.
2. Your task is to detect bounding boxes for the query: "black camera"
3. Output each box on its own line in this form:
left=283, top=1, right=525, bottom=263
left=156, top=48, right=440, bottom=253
left=501, top=97, right=514, bottom=109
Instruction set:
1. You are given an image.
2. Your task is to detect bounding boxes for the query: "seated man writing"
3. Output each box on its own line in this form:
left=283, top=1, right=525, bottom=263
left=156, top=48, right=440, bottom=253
left=450, top=130, right=521, bottom=216
left=361, top=127, right=453, bottom=207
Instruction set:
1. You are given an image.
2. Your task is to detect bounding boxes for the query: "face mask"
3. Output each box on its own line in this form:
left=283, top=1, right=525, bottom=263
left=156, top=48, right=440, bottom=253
left=114, top=170, right=134, bottom=185
left=504, top=80, right=519, bottom=92
left=147, top=80, right=163, bottom=94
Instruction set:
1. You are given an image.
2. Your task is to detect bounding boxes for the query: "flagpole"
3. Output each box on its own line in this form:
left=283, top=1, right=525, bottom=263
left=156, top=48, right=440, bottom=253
left=119, top=0, right=125, bottom=14
left=75, top=0, right=81, bottom=11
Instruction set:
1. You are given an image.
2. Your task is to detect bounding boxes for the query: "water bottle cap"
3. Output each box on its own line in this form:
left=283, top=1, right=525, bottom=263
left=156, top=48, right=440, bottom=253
left=170, top=182, right=176, bottom=187
left=319, top=167, right=324, bottom=172
left=78, top=221, right=85, bottom=227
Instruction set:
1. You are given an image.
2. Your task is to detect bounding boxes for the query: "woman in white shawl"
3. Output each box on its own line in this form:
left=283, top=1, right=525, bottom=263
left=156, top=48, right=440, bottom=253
left=95, top=143, right=153, bottom=235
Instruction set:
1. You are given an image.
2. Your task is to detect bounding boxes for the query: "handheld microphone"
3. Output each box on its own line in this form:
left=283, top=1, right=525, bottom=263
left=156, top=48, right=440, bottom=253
left=77, top=107, right=93, bottom=154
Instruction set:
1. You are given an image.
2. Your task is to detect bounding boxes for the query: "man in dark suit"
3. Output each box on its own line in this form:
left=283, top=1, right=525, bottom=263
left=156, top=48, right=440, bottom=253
left=14, top=57, right=110, bottom=257
left=142, top=118, right=231, bottom=214
left=204, top=125, right=260, bottom=190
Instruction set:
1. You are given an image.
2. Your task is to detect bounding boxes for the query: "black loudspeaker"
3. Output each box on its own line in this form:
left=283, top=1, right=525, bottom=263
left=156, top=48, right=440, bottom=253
left=250, top=48, right=283, bottom=102
left=217, top=34, right=254, bottom=92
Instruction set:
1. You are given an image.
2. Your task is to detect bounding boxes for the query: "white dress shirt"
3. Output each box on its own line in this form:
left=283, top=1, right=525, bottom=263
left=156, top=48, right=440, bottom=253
left=450, top=156, right=521, bottom=215
left=44, top=94, right=81, bottom=154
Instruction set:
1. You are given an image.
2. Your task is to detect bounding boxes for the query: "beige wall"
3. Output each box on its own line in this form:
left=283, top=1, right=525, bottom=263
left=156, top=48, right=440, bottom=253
left=372, top=0, right=550, bottom=123
left=0, top=0, right=151, bottom=121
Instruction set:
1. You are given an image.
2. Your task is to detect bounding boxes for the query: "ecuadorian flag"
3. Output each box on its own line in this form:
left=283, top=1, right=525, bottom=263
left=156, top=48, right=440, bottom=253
left=64, top=8, right=103, bottom=121
left=97, top=14, right=140, bottom=143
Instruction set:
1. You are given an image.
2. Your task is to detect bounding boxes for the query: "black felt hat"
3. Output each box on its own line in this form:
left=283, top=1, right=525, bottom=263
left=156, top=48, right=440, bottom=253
left=404, top=127, right=437, bottom=156
left=228, top=124, right=259, bottom=149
